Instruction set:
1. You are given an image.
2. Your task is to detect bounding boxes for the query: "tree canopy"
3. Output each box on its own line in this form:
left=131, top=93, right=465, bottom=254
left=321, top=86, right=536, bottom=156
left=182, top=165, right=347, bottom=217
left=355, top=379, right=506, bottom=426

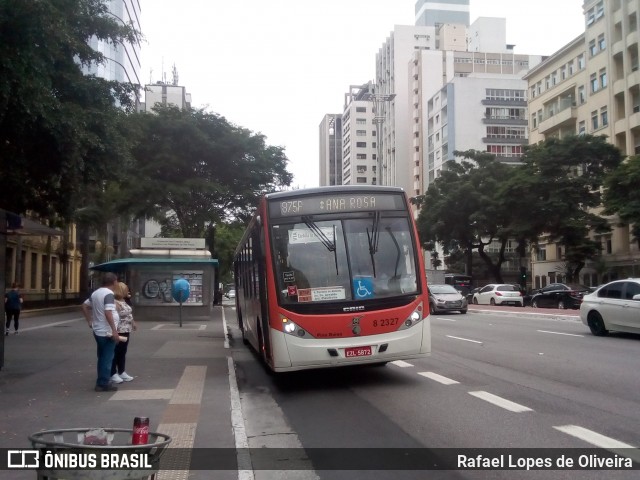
left=602, top=154, right=640, bottom=244
left=123, top=105, right=293, bottom=237
left=414, top=135, right=624, bottom=282
left=0, top=0, right=140, bottom=219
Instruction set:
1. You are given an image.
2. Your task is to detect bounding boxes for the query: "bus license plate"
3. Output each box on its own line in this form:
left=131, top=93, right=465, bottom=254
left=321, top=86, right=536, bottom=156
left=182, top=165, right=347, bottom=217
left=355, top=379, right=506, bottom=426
left=345, top=346, right=372, bottom=357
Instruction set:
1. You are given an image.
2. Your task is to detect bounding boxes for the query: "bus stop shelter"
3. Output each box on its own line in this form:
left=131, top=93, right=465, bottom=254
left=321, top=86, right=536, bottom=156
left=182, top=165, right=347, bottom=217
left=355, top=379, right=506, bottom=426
left=91, top=253, right=219, bottom=322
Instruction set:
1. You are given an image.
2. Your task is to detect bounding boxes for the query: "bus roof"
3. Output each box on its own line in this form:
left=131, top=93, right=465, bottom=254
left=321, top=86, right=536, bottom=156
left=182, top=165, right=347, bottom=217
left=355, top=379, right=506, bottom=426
left=264, top=185, right=405, bottom=200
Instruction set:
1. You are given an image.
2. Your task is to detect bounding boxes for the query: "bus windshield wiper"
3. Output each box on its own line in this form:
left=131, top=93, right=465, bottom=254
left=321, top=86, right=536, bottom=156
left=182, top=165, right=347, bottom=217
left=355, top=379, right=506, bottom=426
left=366, top=212, right=381, bottom=277
left=387, top=227, right=401, bottom=279
left=302, top=216, right=338, bottom=275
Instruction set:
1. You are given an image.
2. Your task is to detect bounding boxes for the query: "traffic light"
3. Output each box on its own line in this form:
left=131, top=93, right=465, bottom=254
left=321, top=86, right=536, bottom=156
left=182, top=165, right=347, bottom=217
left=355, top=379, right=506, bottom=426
left=519, top=266, right=527, bottom=286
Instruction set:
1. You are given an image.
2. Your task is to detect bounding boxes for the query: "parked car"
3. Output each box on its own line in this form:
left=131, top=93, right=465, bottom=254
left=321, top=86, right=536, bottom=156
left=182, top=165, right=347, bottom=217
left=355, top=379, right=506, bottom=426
left=466, top=287, right=481, bottom=304
left=472, top=284, right=524, bottom=307
left=428, top=284, right=468, bottom=314
left=580, top=278, right=640, bottom=336
left=225, top=289, right=236, bottom=299
left=529, top=283, right=591, bottom=309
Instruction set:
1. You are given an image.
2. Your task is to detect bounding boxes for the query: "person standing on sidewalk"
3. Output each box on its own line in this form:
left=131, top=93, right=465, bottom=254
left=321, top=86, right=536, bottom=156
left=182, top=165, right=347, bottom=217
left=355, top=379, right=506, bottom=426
left=82, top=272, right=121, bottom=392
left=5, top=283, right=23, bottom=335
left=110, top=282, right=136, bottom=384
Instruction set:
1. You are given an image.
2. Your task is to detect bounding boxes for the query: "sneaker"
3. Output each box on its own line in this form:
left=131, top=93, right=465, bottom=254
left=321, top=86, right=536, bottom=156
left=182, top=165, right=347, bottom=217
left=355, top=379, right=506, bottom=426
left=111, top=373, right=123, bottom=384
left=95, top=384, right=118, bottom=392
left=119, top=372, right=134, bottom=382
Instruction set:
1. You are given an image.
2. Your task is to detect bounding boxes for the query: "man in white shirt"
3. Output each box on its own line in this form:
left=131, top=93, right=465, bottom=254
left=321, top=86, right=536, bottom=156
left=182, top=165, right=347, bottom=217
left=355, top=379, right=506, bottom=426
left=82, top=272, right=120, bottom=392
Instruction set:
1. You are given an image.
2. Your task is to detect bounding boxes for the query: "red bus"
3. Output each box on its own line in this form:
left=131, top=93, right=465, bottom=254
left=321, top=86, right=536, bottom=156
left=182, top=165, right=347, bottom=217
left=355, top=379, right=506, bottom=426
left=233, top=185, right=431, bottom=372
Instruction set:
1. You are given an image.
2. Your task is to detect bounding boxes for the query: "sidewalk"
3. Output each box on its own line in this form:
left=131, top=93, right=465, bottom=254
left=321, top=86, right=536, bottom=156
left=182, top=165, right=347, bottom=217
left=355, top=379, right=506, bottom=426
left=0, top=305, right=237, bottom=480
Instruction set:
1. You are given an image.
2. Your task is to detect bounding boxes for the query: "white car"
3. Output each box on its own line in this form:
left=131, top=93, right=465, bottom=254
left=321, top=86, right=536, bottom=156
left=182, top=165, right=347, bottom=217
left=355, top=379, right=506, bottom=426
left=472, top=284, right=523, bottom=307
left=580, top=278, right=640, bottom=336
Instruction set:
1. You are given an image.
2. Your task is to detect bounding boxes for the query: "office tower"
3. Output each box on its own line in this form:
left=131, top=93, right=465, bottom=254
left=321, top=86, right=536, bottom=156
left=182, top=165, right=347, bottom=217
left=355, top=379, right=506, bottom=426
left=319, top=114, right=343, bottom=186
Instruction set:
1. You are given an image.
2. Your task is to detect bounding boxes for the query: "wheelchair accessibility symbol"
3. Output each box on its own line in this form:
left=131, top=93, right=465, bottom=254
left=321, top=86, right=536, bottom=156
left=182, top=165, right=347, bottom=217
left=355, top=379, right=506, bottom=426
left=353, top=277, right=374, bottom=299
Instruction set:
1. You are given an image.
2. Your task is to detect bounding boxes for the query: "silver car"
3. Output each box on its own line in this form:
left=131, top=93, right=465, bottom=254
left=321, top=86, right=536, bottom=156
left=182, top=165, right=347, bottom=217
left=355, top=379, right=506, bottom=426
left=580, top=278, right=640, bottom=336
left=428, top=284, right=468, bottom=314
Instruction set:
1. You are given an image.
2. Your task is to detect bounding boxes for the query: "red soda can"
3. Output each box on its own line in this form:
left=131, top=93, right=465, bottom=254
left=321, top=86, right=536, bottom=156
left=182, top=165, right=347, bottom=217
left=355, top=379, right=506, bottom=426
left=132, top=417, right=149, bottom=445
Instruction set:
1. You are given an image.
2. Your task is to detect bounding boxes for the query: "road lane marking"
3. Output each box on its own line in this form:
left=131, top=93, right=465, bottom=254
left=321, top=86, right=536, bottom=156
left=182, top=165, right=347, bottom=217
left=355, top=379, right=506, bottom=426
left=433, top=317, right=457, bottom=322
left=228, top=357, right=255, bottom=480
left=418, top=372, right=459, bottom=385
left=469, top=391, right=533, bottom=412
left=537, top=330, right=584, bottom=337
left=19, top=318, right=81, bottom=331
left=554, top=425, right=636, bottom=449
left=222, top=306, right=229, bottom=348
left=391, top=360, right=414, bottom=368
left=446, top=335, right=483, bottom=344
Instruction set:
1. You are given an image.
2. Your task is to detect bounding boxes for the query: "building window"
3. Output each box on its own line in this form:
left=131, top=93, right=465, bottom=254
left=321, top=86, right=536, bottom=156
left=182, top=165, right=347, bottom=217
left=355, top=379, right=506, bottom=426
left=536, top=245, right=547, bottom=261
left=356, top=177, right=368, bottom=184
left=578, top=120, right=586, bottom=135
left=577, top=54, right=585, bottom=70
left=31, top=252, right=37, bottom=289
left=598, top=33, right=606, bottom=51
left=356, top=118, right=366, bottom=125
left=590, top=73, right=598, bottom=93
left=356, top=142, right=366, bottom=147
left=601, top=107, right=608, bottom=126
left=356, top=130, right=366, bottom=136
left=356, top=153, right=367, bottom=160
left=600, top=69, right=607, bottom=88
left=568, top=61, right=574, bottom=75
left=591, top=110, right=599, bottom=130
left=355, top=106, right=366, bottom=113
left=589, top=39, right=597, bottom=56
left=578, top=85, right=586, bottom=104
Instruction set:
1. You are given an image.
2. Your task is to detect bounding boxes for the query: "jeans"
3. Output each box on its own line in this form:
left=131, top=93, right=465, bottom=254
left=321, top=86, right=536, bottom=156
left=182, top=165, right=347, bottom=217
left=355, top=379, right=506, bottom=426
left=111, top=332, right=130, bottom=375
left=5, top=309, right=20, bottom=332
left=94, top=334, right=116, bottom=387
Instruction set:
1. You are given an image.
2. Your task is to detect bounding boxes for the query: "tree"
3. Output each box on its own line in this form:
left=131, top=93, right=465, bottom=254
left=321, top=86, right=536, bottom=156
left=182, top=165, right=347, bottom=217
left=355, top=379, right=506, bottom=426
left=0, top=0, right=141, bottom=219
left=502, top=135, right=623, bottom=281
left=414, top=150, right=519, bottom=282
left=414, top=136, right=623, bottom=283
left=602, top=155, right=640, bottom=245
left=124, top=106, right=293, bottom=237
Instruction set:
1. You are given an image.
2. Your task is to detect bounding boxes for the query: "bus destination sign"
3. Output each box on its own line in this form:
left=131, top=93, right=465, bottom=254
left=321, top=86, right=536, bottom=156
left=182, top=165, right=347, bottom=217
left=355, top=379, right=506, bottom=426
left=269, top=193, right=404, bottom=218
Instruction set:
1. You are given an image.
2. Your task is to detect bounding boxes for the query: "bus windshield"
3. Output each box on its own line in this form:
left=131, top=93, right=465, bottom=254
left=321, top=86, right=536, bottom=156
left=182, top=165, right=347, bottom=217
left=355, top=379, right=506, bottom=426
left=271, top=215, right=418, bottom=304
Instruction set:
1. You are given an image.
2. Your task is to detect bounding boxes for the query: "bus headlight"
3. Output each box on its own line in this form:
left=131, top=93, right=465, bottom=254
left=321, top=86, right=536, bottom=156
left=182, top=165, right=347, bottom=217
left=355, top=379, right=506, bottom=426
left=281, top=317, right=309, bottom=337
left=398, top=303, right=424, bottom=330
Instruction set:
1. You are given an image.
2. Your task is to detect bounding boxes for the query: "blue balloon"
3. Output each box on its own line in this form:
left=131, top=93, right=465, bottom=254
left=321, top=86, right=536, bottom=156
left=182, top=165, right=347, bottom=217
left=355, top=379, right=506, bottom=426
left=172, top=278, right=191, bottom=303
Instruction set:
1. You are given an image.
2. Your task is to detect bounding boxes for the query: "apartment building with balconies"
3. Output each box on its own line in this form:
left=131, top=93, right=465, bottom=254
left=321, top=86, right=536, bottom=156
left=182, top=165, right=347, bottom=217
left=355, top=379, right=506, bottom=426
left=524, top=0, right=640, bottom=287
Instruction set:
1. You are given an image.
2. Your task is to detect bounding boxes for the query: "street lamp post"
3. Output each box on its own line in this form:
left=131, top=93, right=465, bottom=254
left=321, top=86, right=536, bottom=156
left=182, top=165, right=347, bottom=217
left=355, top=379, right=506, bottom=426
left=363, top=87, right=395, bottom=186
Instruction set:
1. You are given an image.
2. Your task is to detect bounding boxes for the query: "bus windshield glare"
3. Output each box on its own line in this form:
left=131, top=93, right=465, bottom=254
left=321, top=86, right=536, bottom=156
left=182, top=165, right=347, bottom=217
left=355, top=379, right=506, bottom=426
left=271, top=215, right=419, bottom=304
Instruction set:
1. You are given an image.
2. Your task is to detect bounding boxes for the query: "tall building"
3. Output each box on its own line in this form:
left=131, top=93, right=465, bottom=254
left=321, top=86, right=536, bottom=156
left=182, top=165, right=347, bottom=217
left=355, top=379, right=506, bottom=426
left=376, top=24, right=436, bottom=191
left=415, top=0, right=470, bottom=27
left=319, top=114, right=343, bottom=186
left=143, top=83, right=192, bottom=111
left=340, top=85, right=378, bottom=185
left=414, top=49, right=539, bottom=193
left=524, top=0, right=640, bottom=286
left=85, top=0, right=144, bottom=258
left=85, top=0, right=142, bottom=104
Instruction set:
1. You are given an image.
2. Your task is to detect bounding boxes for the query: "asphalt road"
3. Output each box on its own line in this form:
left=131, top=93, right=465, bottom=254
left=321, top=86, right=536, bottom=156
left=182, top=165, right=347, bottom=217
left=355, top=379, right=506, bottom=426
left=228, top=304, right=640, bottom=480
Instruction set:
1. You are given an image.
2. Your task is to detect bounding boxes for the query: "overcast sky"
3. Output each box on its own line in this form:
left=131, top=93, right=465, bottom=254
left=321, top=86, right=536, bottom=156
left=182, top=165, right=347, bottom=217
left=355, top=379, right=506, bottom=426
left=139, top=0, right=585, bottom=188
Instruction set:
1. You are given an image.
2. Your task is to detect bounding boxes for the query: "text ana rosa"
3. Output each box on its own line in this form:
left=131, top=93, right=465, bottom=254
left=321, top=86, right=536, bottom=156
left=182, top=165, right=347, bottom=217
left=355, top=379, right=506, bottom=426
left=43, top=452, right=152, bottom=469
left=458, top=454, right=633, bottom=470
